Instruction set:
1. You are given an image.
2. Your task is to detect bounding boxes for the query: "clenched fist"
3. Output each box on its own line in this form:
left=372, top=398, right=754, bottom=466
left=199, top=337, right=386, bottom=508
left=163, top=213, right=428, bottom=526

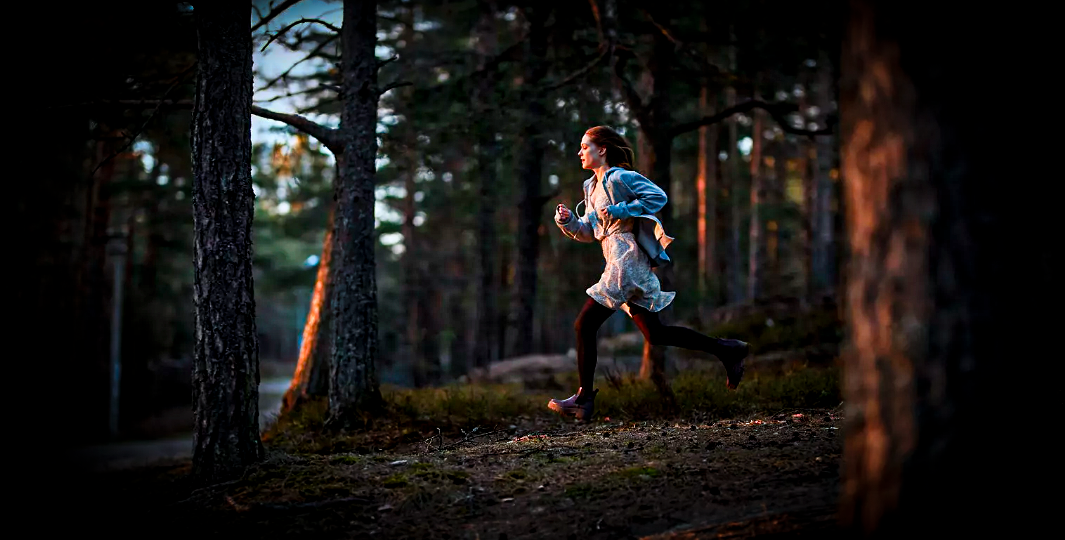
left=555, top=203, right=572, bottom=223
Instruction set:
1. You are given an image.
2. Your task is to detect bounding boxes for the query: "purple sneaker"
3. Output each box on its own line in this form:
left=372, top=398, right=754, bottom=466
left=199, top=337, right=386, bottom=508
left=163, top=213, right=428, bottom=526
left=547, top=387, right=598, bottom=421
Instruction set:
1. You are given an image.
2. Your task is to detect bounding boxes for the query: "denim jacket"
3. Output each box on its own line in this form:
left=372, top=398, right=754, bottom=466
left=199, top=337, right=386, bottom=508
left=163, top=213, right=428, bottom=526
left=555, top=167, right=674, bottom=267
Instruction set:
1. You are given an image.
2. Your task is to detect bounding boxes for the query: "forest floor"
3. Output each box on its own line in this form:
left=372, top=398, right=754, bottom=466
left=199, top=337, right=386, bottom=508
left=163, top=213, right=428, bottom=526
left=68, top=362, right=844, bottom=539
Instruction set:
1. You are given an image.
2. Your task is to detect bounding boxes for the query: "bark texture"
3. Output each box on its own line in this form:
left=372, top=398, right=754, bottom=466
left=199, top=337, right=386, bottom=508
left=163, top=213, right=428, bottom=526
left=747, top=108, right=765, bottom=302
left=282, top=209, right=334, bottom=412
left=513, top=3, right=551, bottom=357
left=190, top=2, right=263, bottom=483
left=812, top=53, right=837, bottom=295
left=839, top=0, right=1032, bottom=535
left=328, top=0, right=384, bottom=426
left=472, top=3, right=500, bottom=369
left=697, top=84, right=718, bottom=299
left=725, top=28, right=744, bottom=304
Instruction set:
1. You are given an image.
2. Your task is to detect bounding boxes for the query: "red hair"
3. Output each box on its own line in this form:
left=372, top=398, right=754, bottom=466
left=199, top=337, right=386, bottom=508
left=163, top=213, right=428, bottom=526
left=584, top=126, right=636, bottom=171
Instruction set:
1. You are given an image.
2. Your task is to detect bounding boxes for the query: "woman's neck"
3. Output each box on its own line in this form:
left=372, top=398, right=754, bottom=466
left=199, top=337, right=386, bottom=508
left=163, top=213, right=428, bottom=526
left=593, top=163, right=612, bottom=182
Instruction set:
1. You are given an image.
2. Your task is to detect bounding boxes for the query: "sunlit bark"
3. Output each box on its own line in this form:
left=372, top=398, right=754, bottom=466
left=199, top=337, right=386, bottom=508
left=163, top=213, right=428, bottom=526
left=282, top=211, right=333, bottom=412
left=839, top=0, right=1027, bottom=535
left=697, top=84, right=718, bottom=300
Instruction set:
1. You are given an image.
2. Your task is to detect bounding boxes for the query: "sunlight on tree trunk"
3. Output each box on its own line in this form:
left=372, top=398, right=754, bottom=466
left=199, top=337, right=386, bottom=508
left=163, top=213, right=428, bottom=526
left=282, top=210, right=334, bottom=412
left=839, top=0, right=1028, bottom=535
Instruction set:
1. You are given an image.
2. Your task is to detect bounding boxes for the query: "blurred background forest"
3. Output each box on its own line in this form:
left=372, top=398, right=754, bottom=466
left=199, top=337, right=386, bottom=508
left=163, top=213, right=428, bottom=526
left=23, top=0, right=845, bottom=443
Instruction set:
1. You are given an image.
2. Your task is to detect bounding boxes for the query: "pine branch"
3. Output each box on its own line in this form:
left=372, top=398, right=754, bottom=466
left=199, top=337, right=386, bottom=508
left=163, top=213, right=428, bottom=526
left=540, top=47, right=607, bottom=92
left=670, top=99, right=833, bottom=138
left=87, top=62, right=196, bottom=179
left=250, top=105, right=340, bottom=150
left=257, top=35, right=339, bottom=93
left=261, top=18, right=341, bottom=53
left=253, top=84, right=338, bottom=104
left=61, top=98, right=342, bottom=151
left=378, top=81, right=413, bottom=96
left=640, top=9, right=728, bottom=79
left=250, top=0, right=305, bottom=34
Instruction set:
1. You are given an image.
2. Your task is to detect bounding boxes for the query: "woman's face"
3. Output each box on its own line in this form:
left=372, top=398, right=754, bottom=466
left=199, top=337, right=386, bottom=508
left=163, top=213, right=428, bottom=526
left=578, top=134, right=606, bottom=170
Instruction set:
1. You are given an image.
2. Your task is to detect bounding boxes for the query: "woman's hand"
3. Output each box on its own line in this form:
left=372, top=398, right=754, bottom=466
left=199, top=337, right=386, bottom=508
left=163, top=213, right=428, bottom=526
left=597, top=206, right=611, bottom=221
left=555, top=203, right=572, bottom=223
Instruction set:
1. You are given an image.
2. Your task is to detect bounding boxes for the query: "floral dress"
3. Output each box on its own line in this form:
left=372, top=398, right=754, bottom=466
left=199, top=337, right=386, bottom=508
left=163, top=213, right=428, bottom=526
left=583, top=179, right=675, bottom=315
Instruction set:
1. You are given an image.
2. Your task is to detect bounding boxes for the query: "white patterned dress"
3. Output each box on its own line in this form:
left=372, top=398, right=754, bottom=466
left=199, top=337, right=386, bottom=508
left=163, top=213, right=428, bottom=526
left=584, top=180, right=675, bottom=315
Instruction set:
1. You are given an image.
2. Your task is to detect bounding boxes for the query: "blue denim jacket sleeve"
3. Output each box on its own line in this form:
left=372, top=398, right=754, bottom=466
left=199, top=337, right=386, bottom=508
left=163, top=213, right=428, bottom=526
left=556, top=185, right=595, bottom=242
left=606, top=170, right=668, bottom=218
left=557, top=211, right=594, bottom=242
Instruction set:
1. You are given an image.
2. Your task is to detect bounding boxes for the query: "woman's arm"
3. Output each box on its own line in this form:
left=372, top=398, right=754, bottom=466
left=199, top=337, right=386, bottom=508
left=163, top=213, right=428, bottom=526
left=556, top=204, right=595, bottom=242
left=606, top=170, right=667, bottom=218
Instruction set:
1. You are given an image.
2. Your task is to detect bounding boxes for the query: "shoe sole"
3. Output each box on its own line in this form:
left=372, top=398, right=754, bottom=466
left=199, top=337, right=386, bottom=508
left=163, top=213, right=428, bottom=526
left=547, top=400, right=593, bottom=421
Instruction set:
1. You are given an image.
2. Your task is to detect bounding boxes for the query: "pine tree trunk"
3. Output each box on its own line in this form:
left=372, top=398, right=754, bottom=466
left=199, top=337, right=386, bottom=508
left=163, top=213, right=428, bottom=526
left=282, top=209, right=334, bottom=412
left=513, top=3, right=550, bottom=357
left=402, top=145, right=424, bottom=385
left=696, top=84, right=718, bottom=300
left=838, top=0, right=1031, bottom=534
left=726, top=26, right=744, bottom=304
left=747, top=108, right=765, bottom=302
left=472, top=5, right=499, bottom=369
left=769, top=140, right=787, bottom=297
left=190, top=1, right=262, bottom=483
left=813, top=53, right=837, bottom=296
left=328, top=0, right=384, bottom=426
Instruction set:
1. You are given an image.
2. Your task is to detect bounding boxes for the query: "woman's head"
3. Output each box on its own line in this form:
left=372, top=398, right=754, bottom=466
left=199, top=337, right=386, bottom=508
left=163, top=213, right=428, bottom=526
left=579, top=126, right=636, bottom=171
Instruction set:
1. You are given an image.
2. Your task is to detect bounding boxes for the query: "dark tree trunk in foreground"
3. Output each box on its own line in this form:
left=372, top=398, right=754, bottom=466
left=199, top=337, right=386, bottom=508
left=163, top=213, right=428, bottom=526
left=328, top=0, right=384, bottom=427
left=282, top=209, right=334, bottom=412
left=190, top=2, right=262, bottom=482
left=839, top=0, right=1037, bottom=535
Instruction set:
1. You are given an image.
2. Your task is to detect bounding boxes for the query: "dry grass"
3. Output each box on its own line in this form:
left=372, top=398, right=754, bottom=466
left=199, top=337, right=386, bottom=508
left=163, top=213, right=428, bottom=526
left=263, top=364, right=840, bottom=456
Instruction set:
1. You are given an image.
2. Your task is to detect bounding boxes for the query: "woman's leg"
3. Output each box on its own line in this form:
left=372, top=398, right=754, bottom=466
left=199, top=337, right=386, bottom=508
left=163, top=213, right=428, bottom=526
left=574, top=297, right=616, bottom=395
left=627, top=303, right=749, bottom=388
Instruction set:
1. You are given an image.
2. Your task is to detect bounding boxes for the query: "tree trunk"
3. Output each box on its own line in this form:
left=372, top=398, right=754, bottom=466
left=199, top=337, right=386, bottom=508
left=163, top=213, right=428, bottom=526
left=472, top=4, right=499, bottom=369
left=726, top=25, right=744, bottom=304
left=813, top=52, right=837, bottom=296
left=769, top=139, right=787, bottom=297
left=328, top=0, right=384, bottom=427
left=402, top=142, right=424, bottom=385
left=513, top=3, right=550, bottom=357
left=697, top=84, right=718, bottom=301
left=190, top=2, right=262, bottom=483
left=76, top=134, right=118, bottom=436
left=282, top=209, right=334, bottom=412
left=630, top=30, right=677, bottom=386
left=838, top=0, right=1033, bottom=535
left=802, top=137, right=816, bottom=300
left=747, top=108, right=765, bottom=302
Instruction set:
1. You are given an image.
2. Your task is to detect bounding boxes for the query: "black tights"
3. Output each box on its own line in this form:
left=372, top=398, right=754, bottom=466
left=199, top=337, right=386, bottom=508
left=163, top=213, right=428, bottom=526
left=574, top=297, right=725, bottom=391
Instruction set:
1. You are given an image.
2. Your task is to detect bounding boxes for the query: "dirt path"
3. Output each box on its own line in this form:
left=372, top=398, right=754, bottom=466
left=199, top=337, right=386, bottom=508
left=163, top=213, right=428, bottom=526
left=83, top=407, right=843, bottom=539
